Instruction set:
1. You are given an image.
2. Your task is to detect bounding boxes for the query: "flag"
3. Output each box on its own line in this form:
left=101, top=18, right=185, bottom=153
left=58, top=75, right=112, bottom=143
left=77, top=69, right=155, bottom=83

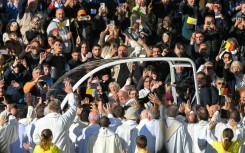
left=224, top=41, right=235, bottom=51
left=220, top=88, right=228, bottom=96
left=86, top=88, right=93, bottom=95
left=59, top=19, right=70, bottom=28
left=187, top=17, right=197, bottom=25
left=132, top=23, right=138, bottom=31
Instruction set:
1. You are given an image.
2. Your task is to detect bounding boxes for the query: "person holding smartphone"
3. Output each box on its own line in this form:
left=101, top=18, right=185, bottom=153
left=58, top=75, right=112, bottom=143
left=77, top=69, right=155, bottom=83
left=202, top=15, right=222, bottom=59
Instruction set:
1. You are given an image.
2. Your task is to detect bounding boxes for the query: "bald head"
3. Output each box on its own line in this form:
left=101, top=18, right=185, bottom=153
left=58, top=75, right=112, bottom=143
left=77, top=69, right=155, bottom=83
left=56, top=8, right=65, bottom=21
left=140, top=109, right=149, bottom=120
left=88, top=111, right=100, bottom=124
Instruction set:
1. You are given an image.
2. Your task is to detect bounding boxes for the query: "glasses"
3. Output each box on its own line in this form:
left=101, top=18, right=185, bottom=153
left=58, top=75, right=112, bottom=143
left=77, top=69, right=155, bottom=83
left=217, top=82, right=225, bottom=85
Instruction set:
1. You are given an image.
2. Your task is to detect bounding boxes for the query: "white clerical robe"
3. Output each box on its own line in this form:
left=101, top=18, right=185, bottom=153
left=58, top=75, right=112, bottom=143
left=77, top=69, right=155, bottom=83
left=116, top=120, right=138, bottom=153
left=108, top=114, right=123, bottom=132
left=187, top=120, right=209, bottom=153
left=76, top=123, right=100, bottom=153
left=87, top=127, right=122, bottom=153
left=155, top=117, right=192, bottom=153
left=136, top=118, right=149, bottom=132
left=33, top=93, right=77, bottom=153
left=198, top=124, right=217, bottom=153
left=0, top=115, right=18, bottom=153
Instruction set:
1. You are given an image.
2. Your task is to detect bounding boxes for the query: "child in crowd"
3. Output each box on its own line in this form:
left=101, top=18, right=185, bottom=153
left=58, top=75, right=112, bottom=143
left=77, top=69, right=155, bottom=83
left=136, top=135, right=148, bottom=153
left=33, top=129, right=63, bottom=153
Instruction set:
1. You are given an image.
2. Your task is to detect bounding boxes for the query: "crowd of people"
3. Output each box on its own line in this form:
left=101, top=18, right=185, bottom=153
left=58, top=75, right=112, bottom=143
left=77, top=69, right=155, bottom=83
left=0, top=0, right=245, bottom=152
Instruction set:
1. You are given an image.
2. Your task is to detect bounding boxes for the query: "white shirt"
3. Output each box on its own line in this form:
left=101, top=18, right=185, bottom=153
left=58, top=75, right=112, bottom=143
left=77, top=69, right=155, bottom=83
left=116, top=120, right=138, bottom=152
left=33, top=93, right=77, bottom=153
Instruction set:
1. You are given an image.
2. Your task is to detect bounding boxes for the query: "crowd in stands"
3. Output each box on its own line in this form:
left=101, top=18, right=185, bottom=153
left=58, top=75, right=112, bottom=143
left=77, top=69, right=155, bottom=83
left=0, top=0, right=245, bottom=152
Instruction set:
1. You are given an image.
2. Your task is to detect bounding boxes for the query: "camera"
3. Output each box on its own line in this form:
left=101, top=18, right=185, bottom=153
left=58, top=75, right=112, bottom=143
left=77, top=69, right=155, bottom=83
left=81, top=16, right=87, bottom=21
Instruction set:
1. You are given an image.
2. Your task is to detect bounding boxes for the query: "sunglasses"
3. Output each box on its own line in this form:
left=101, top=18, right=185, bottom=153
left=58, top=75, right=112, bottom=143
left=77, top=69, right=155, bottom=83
left=217, top=82, right=225, bottom=85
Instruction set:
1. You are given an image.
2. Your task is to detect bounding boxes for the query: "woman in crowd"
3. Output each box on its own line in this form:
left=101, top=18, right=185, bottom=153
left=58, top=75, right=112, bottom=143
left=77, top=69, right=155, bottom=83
left=2, top=20, right=22, bottom=44
left=207, top=121, right=242, bottom=153
left=33, top=129, right=63, bottom=153
left=108, top=82, right=120, bottom=103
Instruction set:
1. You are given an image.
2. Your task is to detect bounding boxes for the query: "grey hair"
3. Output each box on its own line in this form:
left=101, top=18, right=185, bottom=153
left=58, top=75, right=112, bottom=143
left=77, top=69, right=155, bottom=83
left=89, top=112, right=100, bottom=121
left=109, top=82, right=120, bottom=91
left=148, top=108, right=159, bottom=119
left=48, top=99, right=61, bottom=113
left=166, top=104, right=178, bottom=117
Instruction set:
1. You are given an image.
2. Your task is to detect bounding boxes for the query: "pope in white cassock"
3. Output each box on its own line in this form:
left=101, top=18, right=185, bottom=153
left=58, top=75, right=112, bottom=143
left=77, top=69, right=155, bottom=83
left=155, top=104, right=192, bottom=153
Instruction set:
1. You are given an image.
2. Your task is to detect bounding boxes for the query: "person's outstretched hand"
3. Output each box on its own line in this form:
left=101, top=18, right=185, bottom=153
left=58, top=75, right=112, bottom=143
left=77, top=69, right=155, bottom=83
left=64, top=82, right=73, bottom=94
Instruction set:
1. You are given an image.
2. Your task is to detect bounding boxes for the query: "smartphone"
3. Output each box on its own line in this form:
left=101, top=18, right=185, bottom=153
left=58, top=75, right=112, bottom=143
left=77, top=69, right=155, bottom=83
left=100, top=3, right=105, bottom=11
left=91, top=83, right=98, bottom=89
left=81, top=16, right=87, bottom=21
left=82, top=104, right=91, bottom=110
left=110, top=20, right=115, bottom=25
left=215, top=11, right=221, bottom=19
left=158, top=18, right=163, bottom=24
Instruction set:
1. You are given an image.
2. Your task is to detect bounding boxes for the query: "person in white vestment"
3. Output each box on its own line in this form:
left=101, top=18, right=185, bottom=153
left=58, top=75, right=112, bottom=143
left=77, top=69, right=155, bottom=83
left=116, top=106, right=139, bottom=153
left=0, top=106, right=19, bottom=153
left=199, top=109, right=244, bottom=153
left=155, top=104, right=192, bottom=153
left=139, top=107, right=159, bottom=153
left=117, top=90, right=136, bottom=106
left=87, top=116, right=122, bottom=153
left=108, top=105, right=125, bottom=132
left=136, top=109, right=149, bottom=131
left=33, top=82, right=77, bottom=153
left=187, top=107, right=209, bottom=153
left=76, top=111, right=100, bottom=153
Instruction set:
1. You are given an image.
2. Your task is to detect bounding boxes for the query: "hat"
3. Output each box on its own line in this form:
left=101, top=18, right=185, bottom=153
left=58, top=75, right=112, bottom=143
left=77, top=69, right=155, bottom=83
left=164, top=93, right=173, bottom=100
left=77, top=9, right=86, bottom=17
left=124, top=107, right=139, bottom=120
